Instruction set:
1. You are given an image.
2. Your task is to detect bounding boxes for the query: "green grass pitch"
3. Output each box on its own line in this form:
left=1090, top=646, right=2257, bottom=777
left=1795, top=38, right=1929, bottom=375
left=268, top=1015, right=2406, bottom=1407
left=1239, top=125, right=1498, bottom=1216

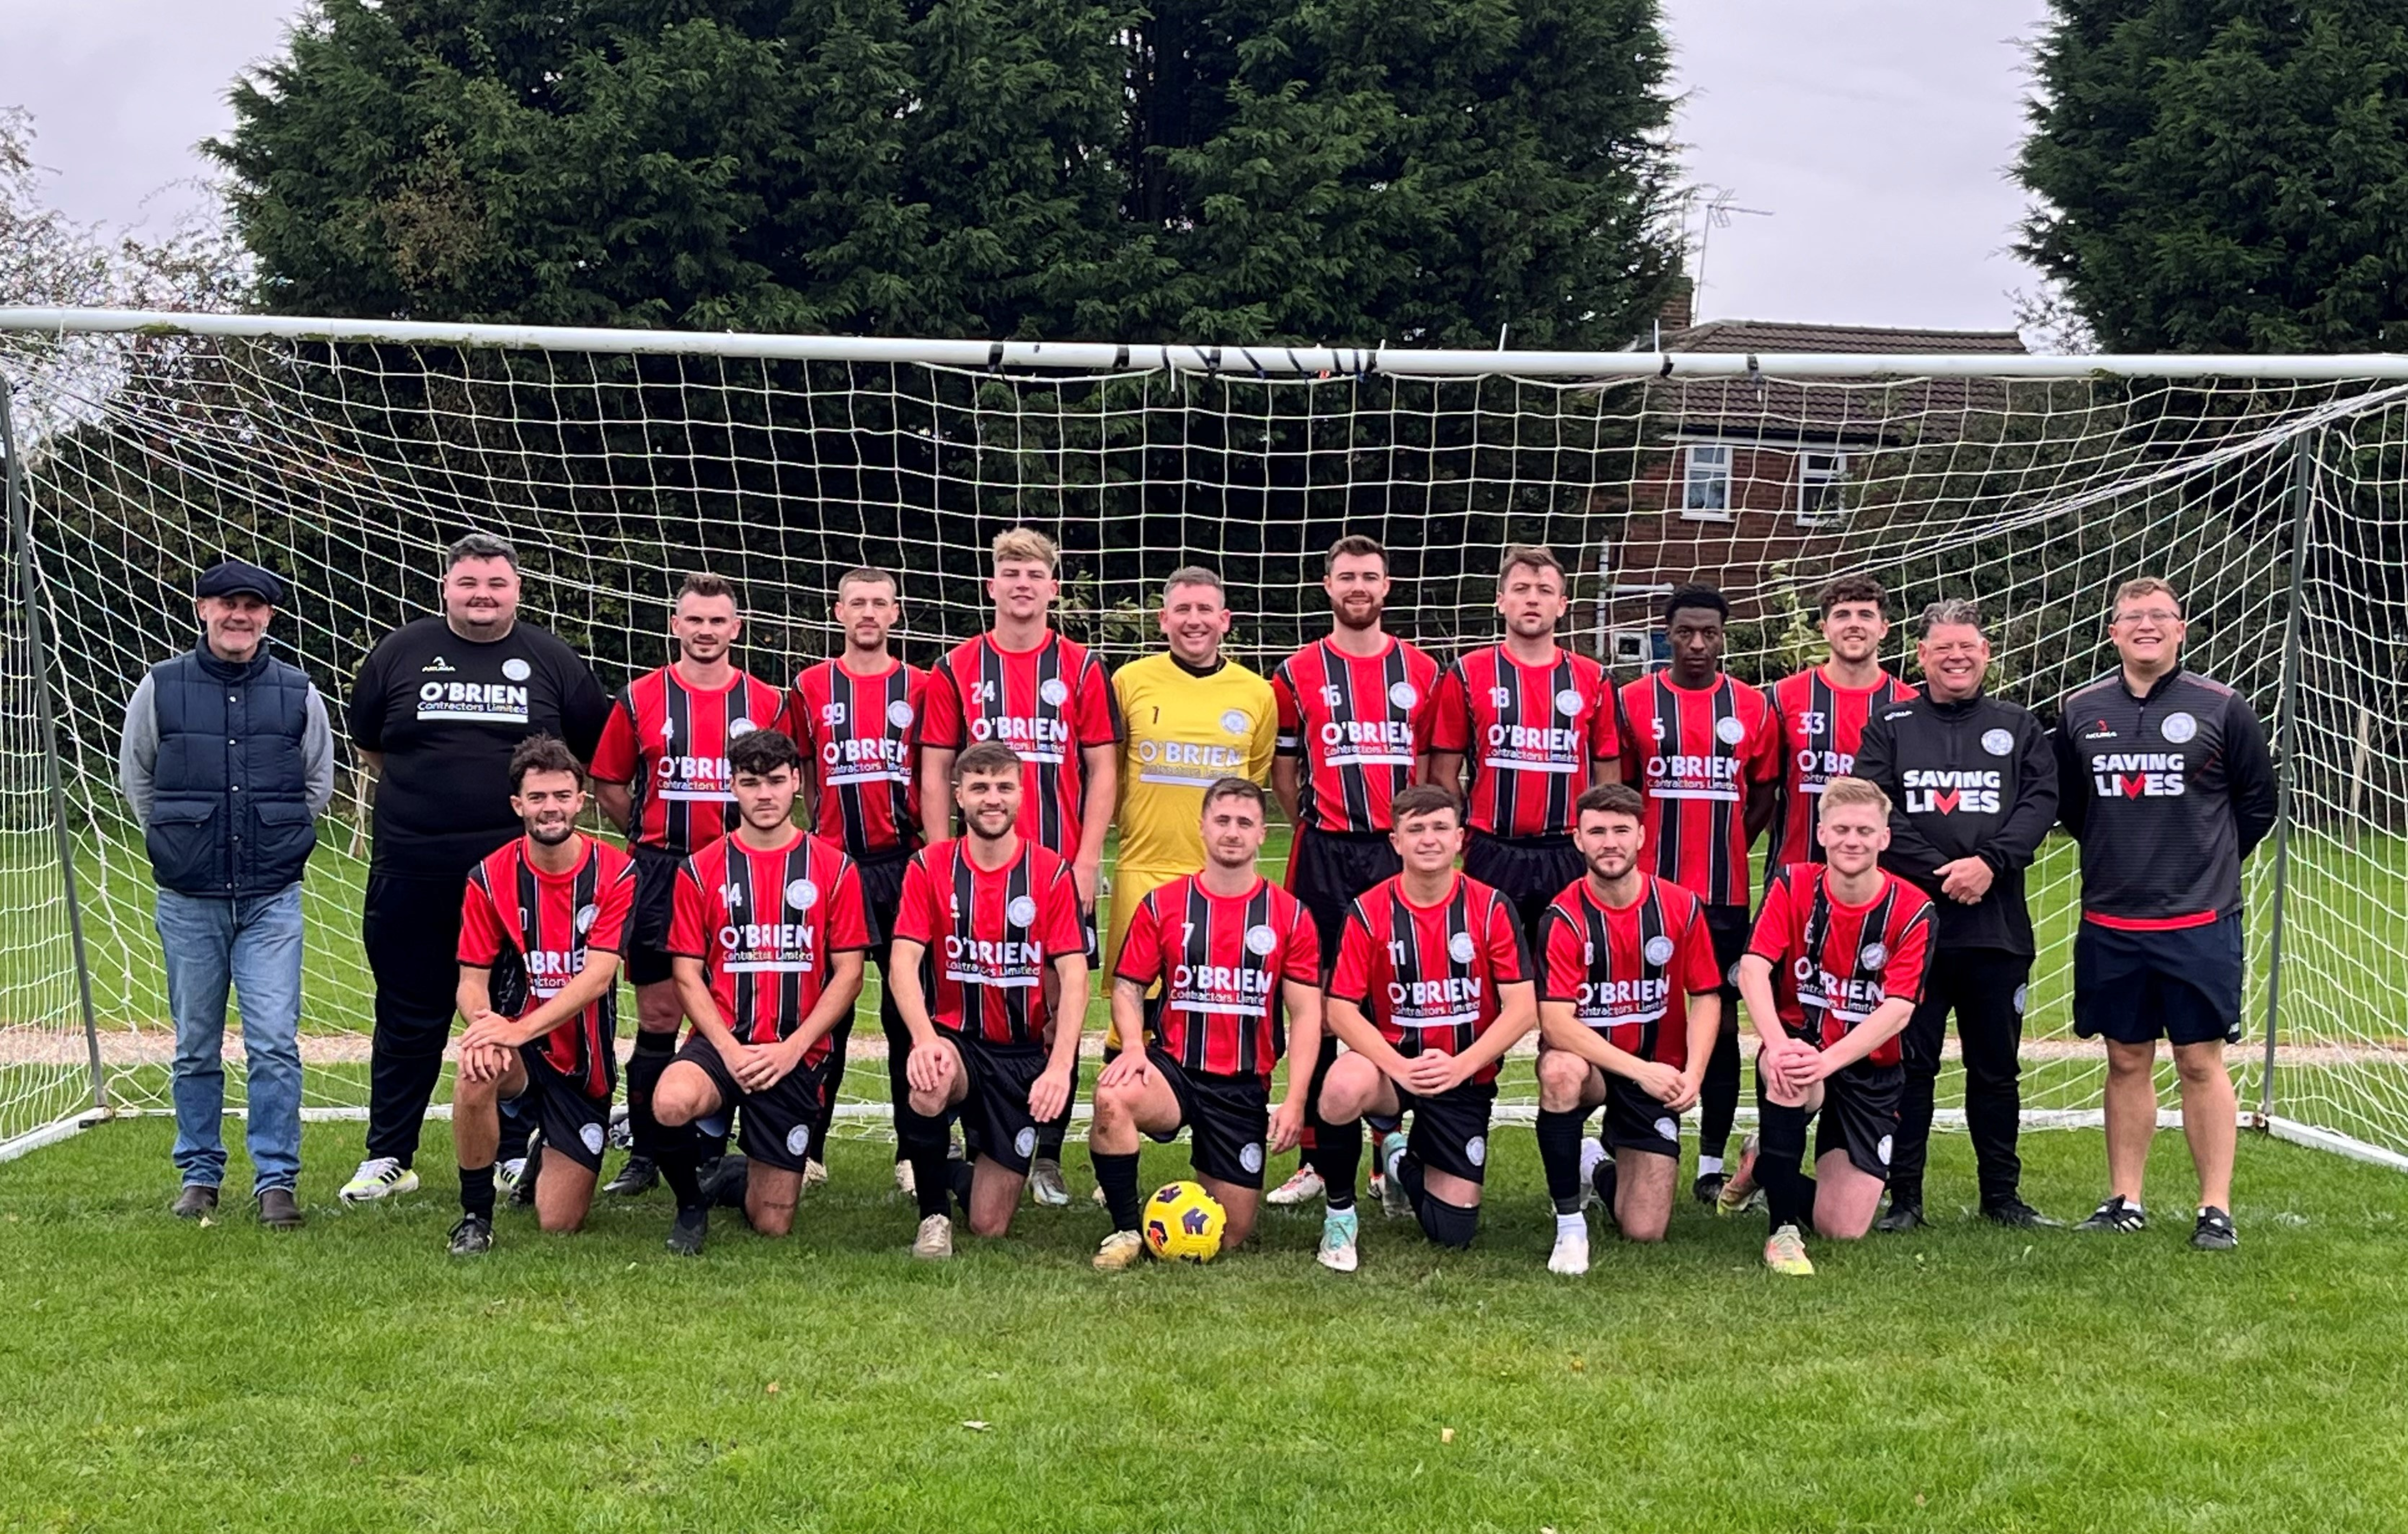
left=3, top=1118, right=2406, bottom=1532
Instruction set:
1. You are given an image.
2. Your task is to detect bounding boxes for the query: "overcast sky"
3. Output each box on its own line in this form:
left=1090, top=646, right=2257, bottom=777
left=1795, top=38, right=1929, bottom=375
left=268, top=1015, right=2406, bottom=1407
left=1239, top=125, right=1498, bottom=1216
left=0, top=0, right=2055, bottom=334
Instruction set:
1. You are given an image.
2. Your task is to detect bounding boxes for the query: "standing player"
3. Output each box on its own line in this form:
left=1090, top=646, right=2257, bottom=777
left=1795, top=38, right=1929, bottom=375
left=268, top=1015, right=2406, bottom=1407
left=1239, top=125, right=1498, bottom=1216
left=1104, top=567, right=1278, bottom=1048
left=1424, top=543, right=1620, bottom=945
left=888, top=742, right=1092, bottom=1257
left=916, top=528, right=1118, bottom=1207
left=1264, top=534, right=1441, bottom=1210
left=1313, top=786, right=1536, bottom=1271
left=447, top=736, right=636, bottom=1254
left=587, top=573, right=787, bottom=1199
left=1734, top=776, right=1934, bottom=1277
left=344, top=533, right=611, bottom=1204
left=1850, top=598, right=2059, bottom=1230
left=788, top=567, right=925, bottom=1193
left=652, top=729, right=870, bottom=1254
left=1533, top=783, right=1721, bottom=1272
left=1088, top=779, right=1322, bottom=1270
left=1614, top=584, right=1781, bottom=1204
left=1766, top=576, right=1915, bottom=869
left=2053, top=577, right=2275, bottom=1251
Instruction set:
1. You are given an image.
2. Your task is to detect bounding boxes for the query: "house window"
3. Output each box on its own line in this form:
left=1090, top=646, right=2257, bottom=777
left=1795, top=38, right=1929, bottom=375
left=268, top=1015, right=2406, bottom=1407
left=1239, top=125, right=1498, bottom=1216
left=1797, top=451, right=1847, bottom=523
left=1682, top=444, right=1732, bottom=517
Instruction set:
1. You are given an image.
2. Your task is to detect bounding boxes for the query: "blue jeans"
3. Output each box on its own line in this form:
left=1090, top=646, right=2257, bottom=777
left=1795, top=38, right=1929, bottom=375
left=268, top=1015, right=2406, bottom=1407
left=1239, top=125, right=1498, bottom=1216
left=154, top=884, right=305, bottom=1194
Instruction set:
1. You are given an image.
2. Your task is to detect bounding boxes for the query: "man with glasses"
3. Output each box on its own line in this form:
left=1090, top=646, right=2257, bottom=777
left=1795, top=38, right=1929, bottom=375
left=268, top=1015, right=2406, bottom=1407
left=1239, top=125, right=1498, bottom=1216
left=2051, top=577, right=2275, bottom=1251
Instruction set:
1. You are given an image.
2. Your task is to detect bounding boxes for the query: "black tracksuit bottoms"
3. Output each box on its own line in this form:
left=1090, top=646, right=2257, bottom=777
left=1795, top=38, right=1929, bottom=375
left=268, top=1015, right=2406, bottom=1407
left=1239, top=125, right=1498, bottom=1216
left=1892, top=946, right=2031, bottom=1207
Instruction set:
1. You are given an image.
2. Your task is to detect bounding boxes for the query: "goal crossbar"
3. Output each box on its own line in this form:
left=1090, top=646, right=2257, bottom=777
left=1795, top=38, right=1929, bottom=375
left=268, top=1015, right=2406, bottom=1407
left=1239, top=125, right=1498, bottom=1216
left=11, top=306, right=2408, bottom=381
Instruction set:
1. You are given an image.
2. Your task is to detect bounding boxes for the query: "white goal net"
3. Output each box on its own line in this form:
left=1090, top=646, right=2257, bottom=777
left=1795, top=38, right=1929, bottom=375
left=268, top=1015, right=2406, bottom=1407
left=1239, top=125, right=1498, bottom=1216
left=1, top=309, right=2402, bottom=1171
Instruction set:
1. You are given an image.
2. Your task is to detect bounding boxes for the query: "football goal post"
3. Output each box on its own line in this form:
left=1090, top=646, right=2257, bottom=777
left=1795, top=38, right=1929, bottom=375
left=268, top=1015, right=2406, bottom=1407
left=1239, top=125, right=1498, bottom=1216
left=1, top=307, right=2403, bottom=1173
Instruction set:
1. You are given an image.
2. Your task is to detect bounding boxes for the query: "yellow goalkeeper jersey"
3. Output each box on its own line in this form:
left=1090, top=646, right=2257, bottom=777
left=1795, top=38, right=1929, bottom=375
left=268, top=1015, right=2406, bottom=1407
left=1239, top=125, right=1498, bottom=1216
left=1111, top=652, right=1278, bottom=875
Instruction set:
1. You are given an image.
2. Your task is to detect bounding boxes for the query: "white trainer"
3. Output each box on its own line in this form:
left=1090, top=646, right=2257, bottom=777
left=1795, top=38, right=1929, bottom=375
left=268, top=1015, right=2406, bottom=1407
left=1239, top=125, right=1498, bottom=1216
left=339, top=1157, right=419, bottom=1204
left=894, top=1158, right=917, bottom=1197
left=1316, top=1208, right=1361, bottom=1273
left=913, top=1212, right=955, bottom=1260
left=1578, top=1139, right=1607, bottom=1210
left=1549, top=1216, right=1591, bottom=1276
left=494, top=1157, right=528, bottom=1199
left=1265, top=1164, right=1325, bottom=1206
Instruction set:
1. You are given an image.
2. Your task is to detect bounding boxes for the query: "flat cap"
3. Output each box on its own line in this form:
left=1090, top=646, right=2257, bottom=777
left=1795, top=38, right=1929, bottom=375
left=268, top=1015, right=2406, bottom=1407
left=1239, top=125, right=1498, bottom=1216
left=195, top=559, right=288, bottom=606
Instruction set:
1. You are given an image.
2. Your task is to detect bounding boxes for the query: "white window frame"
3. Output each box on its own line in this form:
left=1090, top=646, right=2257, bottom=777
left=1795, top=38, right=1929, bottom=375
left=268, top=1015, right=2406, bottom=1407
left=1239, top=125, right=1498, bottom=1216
left=1796, top=449, right=1847, bottom=525
left=1608, top=627, right=1656, bottom=669
left=1681, top=443, right=1733, bottom=520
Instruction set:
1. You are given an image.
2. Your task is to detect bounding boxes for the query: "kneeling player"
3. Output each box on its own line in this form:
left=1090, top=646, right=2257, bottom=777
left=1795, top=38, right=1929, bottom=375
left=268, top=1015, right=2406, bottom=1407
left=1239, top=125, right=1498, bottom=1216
left=1533, top=783, right=1720, bottom=1271
left=1089, top=779, right=1322, bottom=1270
left=888, top=741, right=1091, bottom=1257
left=1313, top=785, right=1536, bottom=1270
left=653, top=728, right=869, bottom=1254
left=1732, top=776, right=1933, bottom=1276
left=448, top=736, right=637, bottom=1254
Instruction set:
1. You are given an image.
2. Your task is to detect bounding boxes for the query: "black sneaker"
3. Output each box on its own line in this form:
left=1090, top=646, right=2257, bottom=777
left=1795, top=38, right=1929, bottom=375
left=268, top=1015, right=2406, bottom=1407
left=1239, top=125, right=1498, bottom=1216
left=509, top=1134, right=542, bottom=1207
left=2191, top=1206, right=2238, bottom=1251
left=701, top=1153, right=751, bottom=1209
left=1874, top=1198, right=1926, bottom=1233
left=667, top=1205, right=709, bottom=1257
left=2074, top=1196, right=2146, bottom=1233
left=1691, top=1172, right=1727, bottom=1207
left=1981, top=1196, right=2061, bottom=1230
left=604, top=1154, right=658, bottom=1197
left=447, top=1215, right=494, bottom=1256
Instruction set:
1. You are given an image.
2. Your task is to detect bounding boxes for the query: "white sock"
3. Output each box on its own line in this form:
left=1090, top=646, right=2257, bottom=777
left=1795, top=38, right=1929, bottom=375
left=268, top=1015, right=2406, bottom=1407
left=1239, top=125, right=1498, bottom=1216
left=1555, top=1211, right=1586, bottom=1238
left=1698, top=1154, right=1725, bottom=1177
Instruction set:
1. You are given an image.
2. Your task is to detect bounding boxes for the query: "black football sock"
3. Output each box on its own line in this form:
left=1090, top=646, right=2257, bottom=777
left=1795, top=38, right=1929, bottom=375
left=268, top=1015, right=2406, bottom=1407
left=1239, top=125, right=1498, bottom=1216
left=1535, top=1107, right=1589, bottom=1216
left=1313, top=1116, right=1362, bottom=1212
left=1416, top=1192, right=1480, bottom=1249
left=898, top=1110, right=953, bottom=1221
left=659, top=1147, right=707, bottom=1214
left=1699, top=1022, right=1742, bottom=1165
left=1395, top=1149, right=1429, bottom=1217
left=495, top=1095, right=533, bottom=1167
left=1591, top=1148, right=1619, bottom=1214
left=626, top=1030, right=676, bottom=1159
left=459, top=1163, right=495, bottom=1222
left=1093, top=1150, right=1144, bottom=1233
left=1036, top=1096, right=1072, bottom=1161
left=950, top=1157, right=976, bottom=1214
left=1365, top=1111, right=1402, bottom=1139
left=1757, top=1099, right=1813, bottom=1233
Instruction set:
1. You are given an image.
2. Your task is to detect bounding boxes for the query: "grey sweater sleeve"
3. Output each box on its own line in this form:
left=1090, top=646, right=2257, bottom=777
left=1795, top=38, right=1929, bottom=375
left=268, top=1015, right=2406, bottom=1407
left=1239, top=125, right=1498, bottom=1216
left=119, top=673, right=160, bottom=826
left=303, top=685, right=336, bottom=818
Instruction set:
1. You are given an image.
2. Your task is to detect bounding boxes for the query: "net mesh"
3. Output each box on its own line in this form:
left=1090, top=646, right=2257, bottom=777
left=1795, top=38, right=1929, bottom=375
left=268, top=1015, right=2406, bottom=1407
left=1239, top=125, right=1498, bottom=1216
left=0, top=320, right=2401, bottom=1164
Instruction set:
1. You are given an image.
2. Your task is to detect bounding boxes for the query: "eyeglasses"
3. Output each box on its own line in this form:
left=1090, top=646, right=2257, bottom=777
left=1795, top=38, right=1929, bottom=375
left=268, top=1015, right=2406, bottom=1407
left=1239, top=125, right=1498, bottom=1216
left=2112, top=609, right=2182, bottom=626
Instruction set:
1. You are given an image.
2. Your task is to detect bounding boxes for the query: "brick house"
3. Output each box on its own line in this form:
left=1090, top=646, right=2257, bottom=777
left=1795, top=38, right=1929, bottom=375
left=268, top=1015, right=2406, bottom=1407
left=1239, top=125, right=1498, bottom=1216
left=1593, top=306, right=2027, bottom=670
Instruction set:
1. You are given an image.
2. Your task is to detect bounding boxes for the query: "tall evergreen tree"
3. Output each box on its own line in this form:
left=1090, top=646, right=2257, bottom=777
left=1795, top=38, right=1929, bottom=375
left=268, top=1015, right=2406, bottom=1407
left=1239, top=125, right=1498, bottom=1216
left=209, top=0, right=1680, bottom=344
left=2018, top=0, right=2408, bottom=353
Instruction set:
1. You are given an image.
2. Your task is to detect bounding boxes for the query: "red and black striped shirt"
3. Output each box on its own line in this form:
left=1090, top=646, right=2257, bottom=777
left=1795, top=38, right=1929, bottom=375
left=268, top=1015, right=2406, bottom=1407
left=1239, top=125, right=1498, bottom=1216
left=787, top=656, right=926, bottom=860
left=1537, top=874, right=1721, bottom=1069
left=1427, top=644, right=1618, bottom=837
left=1270, top=635, right=1441, bottom=835
left=1767, top=666, right=1916, bottom=866
left=1614, top=673, right=1780, bottom=907
left=1747, top=863, right=1933, bottom=1068
left=892, top=838, right=1086, bottom=1046
left=668, top=830, right=870, bottom=1062
left=1114, top=873, right=1320, bottom=1080
left=590, top=665, right=788, bottom=856
left=918, top=633, right=1120, bottom=855
left=457, top=835, right=636, bottom=1100
left=1329, top=873, right=1528, bottom=1085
